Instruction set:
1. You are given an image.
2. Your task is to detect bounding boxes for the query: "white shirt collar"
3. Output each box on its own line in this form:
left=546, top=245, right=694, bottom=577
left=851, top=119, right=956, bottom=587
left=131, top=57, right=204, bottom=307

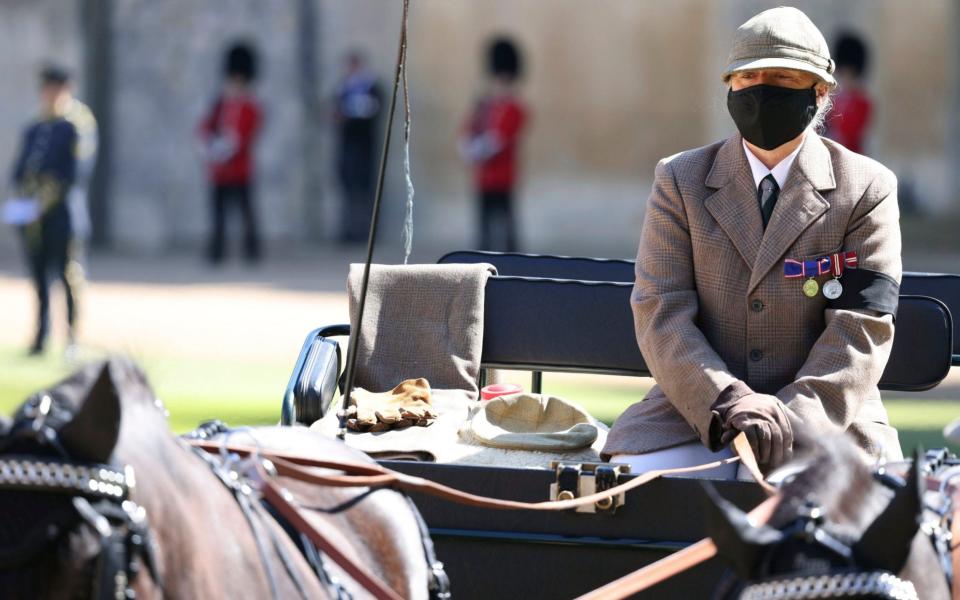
left=742, top=138, right=804, bottom=190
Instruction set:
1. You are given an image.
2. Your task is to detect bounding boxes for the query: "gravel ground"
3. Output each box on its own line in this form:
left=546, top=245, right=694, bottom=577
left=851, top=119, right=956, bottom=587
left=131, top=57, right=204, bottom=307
left=1, top=243, right=958, bottom=394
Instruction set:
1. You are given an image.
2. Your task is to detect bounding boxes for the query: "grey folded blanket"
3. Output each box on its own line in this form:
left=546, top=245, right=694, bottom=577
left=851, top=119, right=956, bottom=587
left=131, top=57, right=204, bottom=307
left=347, top=263, right=496, bottom=399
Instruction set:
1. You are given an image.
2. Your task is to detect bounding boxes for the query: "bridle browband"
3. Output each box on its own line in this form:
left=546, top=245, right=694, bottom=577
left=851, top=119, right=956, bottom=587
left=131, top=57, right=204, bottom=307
left=0, top=392, right=161, bottom=600
left=0, top=457, right=130, bottom=501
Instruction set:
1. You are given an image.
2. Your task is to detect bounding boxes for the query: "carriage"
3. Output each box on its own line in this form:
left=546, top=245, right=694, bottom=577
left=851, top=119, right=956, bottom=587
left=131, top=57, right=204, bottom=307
left=264, top=6, right=960, bottom=592
left=279, top=249, right=960, bottom=598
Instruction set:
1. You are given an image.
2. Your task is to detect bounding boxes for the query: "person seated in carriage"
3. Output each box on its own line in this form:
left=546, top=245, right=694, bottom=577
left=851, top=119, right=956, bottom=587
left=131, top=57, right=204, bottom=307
left=603, top=7, right=902, bottom=478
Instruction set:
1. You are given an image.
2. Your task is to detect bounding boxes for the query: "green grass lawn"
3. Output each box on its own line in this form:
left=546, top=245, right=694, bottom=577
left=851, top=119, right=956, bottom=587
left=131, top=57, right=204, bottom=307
left=1, top=345, right=956, bottom=454
left=0, top=346, right=285, bottom=433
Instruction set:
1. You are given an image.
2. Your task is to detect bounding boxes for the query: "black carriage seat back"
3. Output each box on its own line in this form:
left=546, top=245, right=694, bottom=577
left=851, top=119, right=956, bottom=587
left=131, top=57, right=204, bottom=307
left=481, top=276, right=951, bottom=391
left=281, top=276, right=953, bottom=426
left=901, top=273, right=960, bottom=364
left=439, top=250, right=636, bottom=283
left=443, top=251, right=960, bottom=366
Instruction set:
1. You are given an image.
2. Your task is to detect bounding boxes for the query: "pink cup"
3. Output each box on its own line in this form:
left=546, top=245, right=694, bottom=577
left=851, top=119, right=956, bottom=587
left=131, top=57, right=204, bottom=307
left=480, top=383, right=523, bottom=401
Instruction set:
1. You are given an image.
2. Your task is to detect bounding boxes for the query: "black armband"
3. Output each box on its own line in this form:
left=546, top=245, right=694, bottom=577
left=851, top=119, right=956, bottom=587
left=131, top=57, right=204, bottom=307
left=827, top=268, right=900, bottom=316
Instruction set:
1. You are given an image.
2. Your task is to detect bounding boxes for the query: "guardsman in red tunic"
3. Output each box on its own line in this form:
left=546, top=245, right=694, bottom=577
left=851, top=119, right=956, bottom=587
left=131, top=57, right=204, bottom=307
left=198, top=43, right=262, bottom=264
left=460, top=37, right=528, bottom=252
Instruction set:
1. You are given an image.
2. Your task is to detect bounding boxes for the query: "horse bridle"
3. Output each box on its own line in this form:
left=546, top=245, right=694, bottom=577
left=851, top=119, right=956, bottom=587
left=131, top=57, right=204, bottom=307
left=728, top=454, right=960, bottom=600
left=0, top=393, right=161, bottom=600
left=726, top=491, right=924, bottom=600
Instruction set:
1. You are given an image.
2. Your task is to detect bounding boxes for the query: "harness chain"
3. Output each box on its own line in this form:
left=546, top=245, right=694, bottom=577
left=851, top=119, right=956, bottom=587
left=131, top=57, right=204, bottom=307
left=738, top=572, right=918, bottom=600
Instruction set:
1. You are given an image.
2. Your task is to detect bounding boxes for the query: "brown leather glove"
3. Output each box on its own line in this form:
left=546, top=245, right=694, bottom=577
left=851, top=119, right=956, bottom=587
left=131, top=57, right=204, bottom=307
left=713, top=388, right=794, bottom=469
left=344, top=378, right=438, bottom=432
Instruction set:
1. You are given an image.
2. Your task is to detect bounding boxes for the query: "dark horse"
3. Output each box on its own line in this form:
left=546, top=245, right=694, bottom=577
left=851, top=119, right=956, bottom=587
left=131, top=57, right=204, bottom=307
left=0, top=358, right=437, bottom=599
left=705, top=431, right=952, bottom=599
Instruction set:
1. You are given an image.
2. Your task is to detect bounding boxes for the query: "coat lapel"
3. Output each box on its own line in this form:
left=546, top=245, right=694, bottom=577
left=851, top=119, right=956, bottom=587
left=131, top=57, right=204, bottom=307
left=747, top=134, right=836, bottom=293
left=704, top=135, right=764, bottom=267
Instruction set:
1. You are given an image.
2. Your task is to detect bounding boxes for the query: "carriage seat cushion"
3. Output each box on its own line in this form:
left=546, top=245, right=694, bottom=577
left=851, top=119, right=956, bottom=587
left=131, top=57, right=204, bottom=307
left=347, top=263, right=497, bottom=398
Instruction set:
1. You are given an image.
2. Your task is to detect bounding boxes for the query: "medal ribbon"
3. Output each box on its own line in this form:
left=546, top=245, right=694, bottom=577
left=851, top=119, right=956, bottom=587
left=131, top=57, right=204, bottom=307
left=831, top=253, right=843, bottom=278
left=784, top=251, right=858, bottom=279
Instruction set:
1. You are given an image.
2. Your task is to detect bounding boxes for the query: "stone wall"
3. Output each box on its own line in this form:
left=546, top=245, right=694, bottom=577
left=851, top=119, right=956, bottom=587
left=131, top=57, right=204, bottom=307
left=0, top=0, right=83, bottom=257
left=0, top=1, right=956, bottom=258
left=109, top=0, right=309, bottom=252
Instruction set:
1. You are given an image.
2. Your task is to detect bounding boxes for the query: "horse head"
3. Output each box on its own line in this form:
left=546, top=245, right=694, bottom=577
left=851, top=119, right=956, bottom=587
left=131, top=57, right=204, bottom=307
left=0, top=358, right=161, bottom=599
left=1, top=358, right=437, bottom=599
left=705, top=432, right=951, bottom=600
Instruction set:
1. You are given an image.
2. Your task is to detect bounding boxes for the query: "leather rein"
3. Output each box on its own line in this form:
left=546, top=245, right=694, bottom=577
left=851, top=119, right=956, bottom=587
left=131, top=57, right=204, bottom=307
left=186, top=432, right=772, bottom=600
left=189, top=435, right=960, bottom=600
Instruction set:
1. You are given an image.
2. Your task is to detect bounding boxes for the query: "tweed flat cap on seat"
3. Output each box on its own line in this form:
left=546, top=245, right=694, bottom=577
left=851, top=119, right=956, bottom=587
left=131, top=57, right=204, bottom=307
left=722, top=6, right=836, bottom=86
left=462, top=393, right=599, bottom=451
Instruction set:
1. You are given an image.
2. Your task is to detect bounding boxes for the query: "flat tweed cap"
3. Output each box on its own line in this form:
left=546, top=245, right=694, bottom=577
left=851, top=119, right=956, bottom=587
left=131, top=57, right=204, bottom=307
left=722, top=6, right=836, bottom=87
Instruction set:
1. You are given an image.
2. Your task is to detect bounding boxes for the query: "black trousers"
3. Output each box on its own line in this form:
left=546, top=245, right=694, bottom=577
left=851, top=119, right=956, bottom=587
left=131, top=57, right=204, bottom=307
left=339, top=178, right=373, bottom=244
left=21, top=207, right=81, bottom=349
left=478, top=190, right=518, bottom=252
left=208, top=183, right=261, bottom=263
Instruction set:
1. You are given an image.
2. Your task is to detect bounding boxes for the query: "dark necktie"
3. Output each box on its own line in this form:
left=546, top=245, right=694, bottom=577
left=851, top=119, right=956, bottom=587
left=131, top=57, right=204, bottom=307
left=758, top=174, right=779, bottom=229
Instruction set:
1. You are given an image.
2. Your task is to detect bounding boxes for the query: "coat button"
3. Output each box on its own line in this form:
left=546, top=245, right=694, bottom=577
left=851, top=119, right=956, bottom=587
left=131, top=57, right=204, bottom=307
left=749, top=349, right=763, bottom=361
left=750, top=299, right=764, bottom=312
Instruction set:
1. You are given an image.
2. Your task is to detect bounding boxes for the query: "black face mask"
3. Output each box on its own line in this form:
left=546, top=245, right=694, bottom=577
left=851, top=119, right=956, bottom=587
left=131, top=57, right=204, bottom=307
left=727, top=84, right=818, bottom=151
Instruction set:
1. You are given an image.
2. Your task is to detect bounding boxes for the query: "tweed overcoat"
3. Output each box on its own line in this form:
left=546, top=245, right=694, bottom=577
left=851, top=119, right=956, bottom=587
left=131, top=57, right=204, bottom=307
left=602, top=133, right=902, bottom=461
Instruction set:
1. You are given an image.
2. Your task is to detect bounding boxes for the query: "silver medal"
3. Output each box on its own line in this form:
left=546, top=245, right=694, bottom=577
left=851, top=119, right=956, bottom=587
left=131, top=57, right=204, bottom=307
left=823, top=278, right=843, bottom=299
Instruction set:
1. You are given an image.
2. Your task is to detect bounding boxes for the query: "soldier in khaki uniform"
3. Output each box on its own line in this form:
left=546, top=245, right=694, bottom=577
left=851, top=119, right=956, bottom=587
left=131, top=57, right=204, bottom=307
left=602, top=7, right=901, bottom=476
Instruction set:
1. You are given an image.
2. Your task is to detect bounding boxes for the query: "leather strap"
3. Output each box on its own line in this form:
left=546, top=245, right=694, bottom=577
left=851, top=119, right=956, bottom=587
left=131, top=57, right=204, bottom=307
left=187, top=432, right=771, bottom=599
left=257, top=470, right=404, bottom=600
left=188, top=435, right=768, bottom=513
left=576, top=495, right=781, bottom=600
left=734, top=433, right=777, bottom=494
left=951, top=482, right=960, bottom=600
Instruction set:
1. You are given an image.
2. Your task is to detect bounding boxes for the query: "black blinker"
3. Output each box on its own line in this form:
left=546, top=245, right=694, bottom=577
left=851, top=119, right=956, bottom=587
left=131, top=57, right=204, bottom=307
left=58, top=362, right=122, bottom=464
left=702, top=482, right=783, bottom=578
left=852, top=447, right=924, bottom=573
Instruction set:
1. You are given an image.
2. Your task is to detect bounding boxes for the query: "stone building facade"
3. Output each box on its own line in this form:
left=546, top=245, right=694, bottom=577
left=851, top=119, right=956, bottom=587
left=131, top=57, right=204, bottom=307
left=0, top=0, right=957, bottom=258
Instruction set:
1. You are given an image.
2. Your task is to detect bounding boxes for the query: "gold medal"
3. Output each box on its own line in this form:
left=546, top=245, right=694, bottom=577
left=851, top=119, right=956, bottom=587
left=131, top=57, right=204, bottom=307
left=802, top=278, right=819, bottom=297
